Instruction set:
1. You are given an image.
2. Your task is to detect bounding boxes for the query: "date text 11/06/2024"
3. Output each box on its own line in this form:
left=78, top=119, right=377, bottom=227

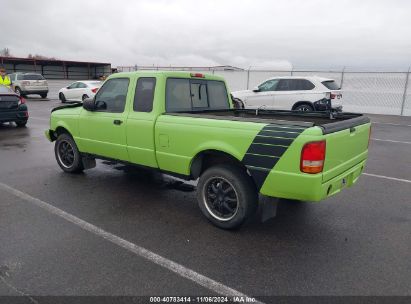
left=149, top=296, right=257, bottom=303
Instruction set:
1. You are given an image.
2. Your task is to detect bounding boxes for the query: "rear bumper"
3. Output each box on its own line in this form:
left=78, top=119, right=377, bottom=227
left=260, top=158, right=367, bottom=201
left=21, top=89, right=49, bottom=94
left=0, top=107, right=29, bottom=123
left=21, top=87, right=49, bottom=94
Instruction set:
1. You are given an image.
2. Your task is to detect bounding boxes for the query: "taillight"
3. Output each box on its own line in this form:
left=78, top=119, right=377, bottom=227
left=190, top=73, right=205, bottom=78
left=19, top=96, right=26, bottom=105
left=91, top=87, right=99, bottom=93
left=301, top=141, right=326, bottom=174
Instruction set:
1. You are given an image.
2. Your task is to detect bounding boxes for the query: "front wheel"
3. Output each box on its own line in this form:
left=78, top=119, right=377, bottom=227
left=40, top=93, right=47, bottom=98
left=59, top=92, right=66, bottom=103
left=197, top=164, right=258, bottom=229
left=54, top=133, right=84, bottom=173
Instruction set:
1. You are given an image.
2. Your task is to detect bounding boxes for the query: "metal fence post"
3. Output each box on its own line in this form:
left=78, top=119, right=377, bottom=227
left=290, top=66, right=293, bottom=76
left=246, top=67, right=251, bottom=89
left=400, top=66, right=410, bottom=116
left=340, top=66, right=345, bottom=89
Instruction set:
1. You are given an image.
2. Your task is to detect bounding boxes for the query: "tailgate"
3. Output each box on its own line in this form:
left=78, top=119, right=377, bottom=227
left=322, top=118, right=371, bottom=182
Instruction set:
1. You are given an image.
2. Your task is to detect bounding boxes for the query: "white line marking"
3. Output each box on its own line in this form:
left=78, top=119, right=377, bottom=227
left=363, top=173, right=411, bottom=184
left=371, top=138, right=411, bottom=144
left=0, top=182, right=261, bottom=302
left=0, top=276, right=38, bottom=304
left=29, top=117, right=49, bottom=121
left=372, top=122, right=411, bottom=127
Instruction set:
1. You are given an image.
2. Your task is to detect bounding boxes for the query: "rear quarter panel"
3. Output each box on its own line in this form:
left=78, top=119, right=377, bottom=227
left=155, top=115, right=265, bottom=175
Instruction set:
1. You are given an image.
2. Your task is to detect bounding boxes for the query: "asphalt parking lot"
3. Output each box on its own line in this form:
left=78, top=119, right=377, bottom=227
left=1, top=97, right=411, bottom=303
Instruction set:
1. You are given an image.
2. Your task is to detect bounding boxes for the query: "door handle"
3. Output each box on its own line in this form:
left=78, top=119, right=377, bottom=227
left=113, top=119, right=123, bottom=125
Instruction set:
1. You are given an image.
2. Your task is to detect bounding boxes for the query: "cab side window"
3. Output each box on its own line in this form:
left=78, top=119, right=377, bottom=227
left=94, top=78, right=129, bottom=113
left=133, top=77, right=156, bottom=112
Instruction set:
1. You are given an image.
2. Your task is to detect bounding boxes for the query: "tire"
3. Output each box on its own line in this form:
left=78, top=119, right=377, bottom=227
left=59, top=92, right=66, bottom=103
left=40, top=93, right=47, bottom=98
left=197, top=164, right=258, bottom=229
left=82, top=94, right=89, bottom=101
left=232, top=97, right=245, bottom=109
left=15, top=87, right=22, bottom=96
left=294, top=103, right=314, bottom=112
left=54, top=133, right=84, bottom=173
left=15, top=120, right=27, bottom=127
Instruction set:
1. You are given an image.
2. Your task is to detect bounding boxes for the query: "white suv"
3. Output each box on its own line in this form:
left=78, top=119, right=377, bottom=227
left=232, top=76, right=343, bottom=112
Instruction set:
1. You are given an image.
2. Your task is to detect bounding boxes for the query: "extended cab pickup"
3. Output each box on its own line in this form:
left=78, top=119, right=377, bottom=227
left=46, top=71, right=371, bottom=229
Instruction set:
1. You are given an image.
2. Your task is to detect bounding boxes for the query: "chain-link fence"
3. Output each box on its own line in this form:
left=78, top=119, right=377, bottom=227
left=117, top=66, right=411, bottom=116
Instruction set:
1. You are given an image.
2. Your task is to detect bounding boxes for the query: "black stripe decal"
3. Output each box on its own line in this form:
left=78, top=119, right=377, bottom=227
left=242, top=124, right=307, bottom=190
left=258, top=130, right=300, bottom=138
left=248, top=143, right=289, bottom=156
left=254, top=136, right=294, bottom=146
left=263, top=126, right=307, bottom=132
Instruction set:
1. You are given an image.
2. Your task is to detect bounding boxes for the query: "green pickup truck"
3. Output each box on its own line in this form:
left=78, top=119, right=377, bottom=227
left=46, top=71, right=371, bottom=229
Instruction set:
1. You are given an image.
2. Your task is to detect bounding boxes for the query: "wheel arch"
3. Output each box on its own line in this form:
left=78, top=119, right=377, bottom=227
left=190, top=149, right=251, bottom=180
left=49, top=125, right=73, bottom=141
left=291, top=101, right=314, bottom=110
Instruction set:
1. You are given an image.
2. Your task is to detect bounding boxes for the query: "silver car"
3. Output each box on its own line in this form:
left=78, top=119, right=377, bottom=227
left=9, top=73, right=49, bottom=98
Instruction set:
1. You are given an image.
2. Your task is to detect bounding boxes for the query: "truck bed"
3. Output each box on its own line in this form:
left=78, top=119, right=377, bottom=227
left=169, top=109, right=370, bottom=134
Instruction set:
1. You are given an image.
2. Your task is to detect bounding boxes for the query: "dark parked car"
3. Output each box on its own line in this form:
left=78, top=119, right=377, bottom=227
left=0, top=86, right=28, bottom=127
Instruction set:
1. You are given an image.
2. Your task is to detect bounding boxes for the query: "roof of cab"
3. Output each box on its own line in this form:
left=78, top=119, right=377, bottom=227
left=108, top=70, right=225, bottom=81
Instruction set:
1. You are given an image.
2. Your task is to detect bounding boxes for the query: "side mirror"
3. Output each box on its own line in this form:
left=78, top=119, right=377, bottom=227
left=252, top=87, right=260, bottom=92
left=82, top=98, right=96, bottom=111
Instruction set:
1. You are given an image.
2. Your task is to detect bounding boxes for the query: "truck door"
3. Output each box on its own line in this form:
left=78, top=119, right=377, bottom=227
left=78, top=78, right=130, bottom=161
left=126, top=77, right=158, bottom=168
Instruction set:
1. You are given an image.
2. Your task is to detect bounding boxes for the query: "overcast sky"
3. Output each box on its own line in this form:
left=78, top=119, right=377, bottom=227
left=1, top=0, right=410, bottom=70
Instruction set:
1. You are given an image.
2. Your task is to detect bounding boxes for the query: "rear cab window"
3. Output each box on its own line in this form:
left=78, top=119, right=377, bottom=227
left=166, top=78, right=229, bottom=112
left=321, top=80, right=340, bottom=90
left=134, top=77, right=156, bottom=112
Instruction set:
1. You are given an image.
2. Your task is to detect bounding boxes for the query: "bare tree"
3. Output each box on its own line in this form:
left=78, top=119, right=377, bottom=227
left=0, top=48, right=12, bottom=57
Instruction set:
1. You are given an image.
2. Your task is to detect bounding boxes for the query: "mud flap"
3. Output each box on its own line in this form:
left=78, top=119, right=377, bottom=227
left=259, top=196, right=279, bottom=223
left=82, top=156, right=96, bottom=170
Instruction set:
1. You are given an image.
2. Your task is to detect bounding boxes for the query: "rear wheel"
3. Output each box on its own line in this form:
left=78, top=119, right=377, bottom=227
left=54, top=133, right=83, bottom=173
left=294, top=104, right=314, bottom=112
left=15, top=120, right=27, bottom=127
left=197, top=164, right=258, bottom=229
left=40, top=93, right=47, bottom=98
